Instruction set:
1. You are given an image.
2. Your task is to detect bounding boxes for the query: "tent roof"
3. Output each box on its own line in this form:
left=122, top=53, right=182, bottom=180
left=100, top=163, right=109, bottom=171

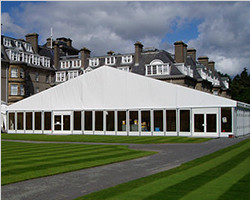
left=8, top=66, right=237, bottom=111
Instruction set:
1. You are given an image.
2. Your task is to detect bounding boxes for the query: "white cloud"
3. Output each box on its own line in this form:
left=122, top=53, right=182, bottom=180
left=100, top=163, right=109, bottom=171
left=1, top=13, right=26, bottom=37
left=1, top=1, right=249, bottom=76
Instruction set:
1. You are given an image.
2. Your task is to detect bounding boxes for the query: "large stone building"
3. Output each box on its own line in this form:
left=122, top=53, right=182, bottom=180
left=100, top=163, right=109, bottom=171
left=1, top=32, right=231, bottom=105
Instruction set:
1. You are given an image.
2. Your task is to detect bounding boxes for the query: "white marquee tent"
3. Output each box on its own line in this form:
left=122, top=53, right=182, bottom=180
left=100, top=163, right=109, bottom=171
left=7, top=66, right=250, bottom=137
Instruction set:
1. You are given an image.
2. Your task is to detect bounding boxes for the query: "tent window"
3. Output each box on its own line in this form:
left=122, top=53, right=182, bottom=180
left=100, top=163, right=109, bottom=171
left=130, top=111, right=138, bottom=132
left=106, top=111, right=114, bottom=131
left=166, top=110, right=176, bottom=132
left=154, top=110, right=163, bottom=132
left=17, top=112, right=24, bottom=130
left=26, top=112, right=32, bottom=130
left=44, top=112, right=51, bottom=130
left=118, top=111, right=126, bottom=131
left=74, top=111, right=81, bottom=131
left=207, top=114, right=216, bottom=132
left=180, top=110, right=190, bottom=132
left=221, top=108, right=232, bottom=132
left=95, top=111, right=103, bottom=131
left=9, top=113, right=15, bottom=130
left=85, top=111, right=92, bottom=131
left=141, top=111, right=151, bottom=132
left=63, top=115, right=70, bottom=131
left=35, top=112, right=41, bottom=130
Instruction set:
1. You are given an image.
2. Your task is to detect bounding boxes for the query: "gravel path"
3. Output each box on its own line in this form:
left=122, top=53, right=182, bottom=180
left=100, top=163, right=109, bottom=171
left=2, top=136, right=249, bottom=200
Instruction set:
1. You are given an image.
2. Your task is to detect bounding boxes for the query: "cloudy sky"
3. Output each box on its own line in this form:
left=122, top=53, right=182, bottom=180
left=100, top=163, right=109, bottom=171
left=1, top=1, right=250, bottom=76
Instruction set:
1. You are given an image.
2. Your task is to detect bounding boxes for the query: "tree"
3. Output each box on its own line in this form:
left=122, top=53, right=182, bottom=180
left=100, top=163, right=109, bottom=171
left=230, top=68, right=250, bottom=104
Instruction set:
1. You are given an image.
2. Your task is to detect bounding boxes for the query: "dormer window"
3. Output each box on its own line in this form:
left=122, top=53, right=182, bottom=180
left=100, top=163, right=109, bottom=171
left=121, top=55, right=133, bottom=64
left=105, top=56, right=115, bottom=65
left=15, top=41, right=22, bottom=49
left=89, top=58, right=99, bottom=67
left=72, top=59, right=81, bottom=68
left=145, top=59, right=170, bottom=76
left=3, top=38, right=12, bottom=47
left=24, top=43, right=33, bottom=52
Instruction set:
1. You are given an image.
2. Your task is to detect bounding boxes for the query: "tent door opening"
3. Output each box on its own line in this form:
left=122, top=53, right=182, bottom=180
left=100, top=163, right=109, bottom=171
left=53, top=112, right=71, bottom=133
left=192, top=109, right=218, bottom=136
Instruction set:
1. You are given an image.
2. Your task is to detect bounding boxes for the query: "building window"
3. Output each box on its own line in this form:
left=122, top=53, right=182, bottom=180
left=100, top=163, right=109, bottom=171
left=20, top=68, right=25, bottom=78
left=10, top=84, right=18, bottom=95
left=46, top=74, right=50, bottom=83
left=10, top=68, right=18, bottom=78
left=118, top=67, right=130, bottom=72
left=3, top=38, right=12, bottom=47
left=121, top=55, right=133, bottom=64
left=35, top=72, right=39, bottom=82
left=15, top=41, right=22, bottom=49
left=105, top=56, right=115, bottom=65
left=89, top=58, right=99, bottom=67
left=20, top=85, right=25, bottom=96
left=145, top=60, right=170, bottom=76
left=213, top=90, right=219, bottom=96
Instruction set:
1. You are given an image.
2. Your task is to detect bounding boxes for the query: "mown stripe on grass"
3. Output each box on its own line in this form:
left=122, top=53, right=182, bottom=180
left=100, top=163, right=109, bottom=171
left=2, top=144, right=122, bottom=163
left=142, top=148, right=250, bottom=200
left=180, top=156, right=250, bottom=200
left=2, top=145, right=132, bottom=168
left=79, top=139, right=250, bottom=200
left=1, top=141, right=109, bottom=155
left=1, top=134, right=211, bottom=144
left=2, top=146, right=124, bottom=167
left=217, top=172, right=250, bottom=200
left=2, top=149, right=142, bottom=176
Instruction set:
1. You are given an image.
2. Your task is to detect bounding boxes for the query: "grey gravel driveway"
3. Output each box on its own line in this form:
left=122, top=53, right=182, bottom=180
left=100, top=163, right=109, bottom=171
left=1, top=135, right=249, bottom=200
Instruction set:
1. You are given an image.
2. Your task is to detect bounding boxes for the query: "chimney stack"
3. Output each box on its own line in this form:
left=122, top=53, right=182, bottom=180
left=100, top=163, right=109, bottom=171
left=107, top=50, right=114, bottom=56
left=198, top=56, right=209, bottom=68
left=208, top=61, right=215, bottom=71
left=66, top=38, right=72, bottom=47
left=134, top=41, right=143, bottom=66
left=53, top=42, right=60, bottom=70
left=174, top=41, right=187, bottom=63
left=46, top=37, right=53, bottom=48
left=80, top=47, right=91, bottom=69
left=187, top=48, right=196, bottom=62
left=25, top=33, right=39, bottom=54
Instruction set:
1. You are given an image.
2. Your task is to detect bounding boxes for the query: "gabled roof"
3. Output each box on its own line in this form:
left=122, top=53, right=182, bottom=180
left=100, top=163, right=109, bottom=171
left=8, top=66, right=236, bottom=111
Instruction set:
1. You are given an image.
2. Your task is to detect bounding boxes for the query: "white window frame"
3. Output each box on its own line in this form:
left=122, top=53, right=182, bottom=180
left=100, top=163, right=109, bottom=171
left=11, top=68, right=18, bottom=78
left=105, top=56, right=116, bottom=65
left=118, top=67, right=130, bottom=72
left=20, top=84, right=25, bottom=96
left=20, top=68, right=25, bottom=78
left=89, top=58, right=99, bottom=67
left=15, top=40, right=22, bottom=50
left=3, top=38, right=12, bottom=47
left=10, top=84, right=18, bottom=96
left=121, top=55, right=133, bottom=64
left=145, top=60, right=170, bottom=76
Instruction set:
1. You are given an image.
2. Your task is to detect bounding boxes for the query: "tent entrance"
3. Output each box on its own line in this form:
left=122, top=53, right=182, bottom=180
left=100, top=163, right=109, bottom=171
left=192, top=108, right=218, bottom=136
left=53, top=112, right=71, bottom=133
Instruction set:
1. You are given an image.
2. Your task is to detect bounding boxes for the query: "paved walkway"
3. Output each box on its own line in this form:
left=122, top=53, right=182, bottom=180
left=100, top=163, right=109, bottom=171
left=2, top=136, right=249, bottom=200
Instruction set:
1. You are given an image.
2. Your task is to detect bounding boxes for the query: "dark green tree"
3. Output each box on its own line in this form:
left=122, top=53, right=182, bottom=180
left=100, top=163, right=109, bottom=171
left=230, top=68, right=250, bottom=104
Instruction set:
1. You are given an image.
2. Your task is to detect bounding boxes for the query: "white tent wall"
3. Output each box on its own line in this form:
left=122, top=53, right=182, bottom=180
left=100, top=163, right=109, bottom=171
left=6, top=66, right=250, bottom=137
left=235, top=103, right=250, bottom=137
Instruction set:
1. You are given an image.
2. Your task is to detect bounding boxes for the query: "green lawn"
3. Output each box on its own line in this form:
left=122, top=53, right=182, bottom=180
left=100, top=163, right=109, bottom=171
left=76, top=138, right=250, bottom=200
left=1, top=134, right=211, bottom=144
left=1, top=141, right=154, bottom=185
